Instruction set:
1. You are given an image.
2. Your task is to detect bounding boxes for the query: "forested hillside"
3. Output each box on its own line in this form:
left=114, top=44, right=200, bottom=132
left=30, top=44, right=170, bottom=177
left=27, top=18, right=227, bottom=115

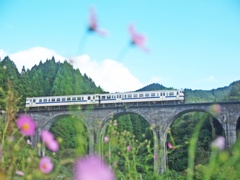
left=0, top=56, right=103, bottom=109
left=137, top=82, right=240, bottom=103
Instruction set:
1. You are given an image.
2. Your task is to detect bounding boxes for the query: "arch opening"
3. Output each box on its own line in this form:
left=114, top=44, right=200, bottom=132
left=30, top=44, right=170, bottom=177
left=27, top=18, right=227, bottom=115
left=167, top=111, right=225, bottom=174
left=99, top=112, right=155, bottom=179
left=45, top=114, right=89, bottom=178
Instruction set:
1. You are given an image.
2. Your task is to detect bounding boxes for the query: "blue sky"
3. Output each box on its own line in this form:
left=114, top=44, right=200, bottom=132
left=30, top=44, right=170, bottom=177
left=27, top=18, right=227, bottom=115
left=0, top=0, right=240, bottom=92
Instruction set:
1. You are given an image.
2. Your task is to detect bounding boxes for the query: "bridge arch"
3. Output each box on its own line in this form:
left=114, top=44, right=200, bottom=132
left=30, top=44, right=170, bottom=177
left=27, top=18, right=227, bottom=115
left=41, top=113, right=89, bottom=133
left=97, top=111, right=158, bottom=172
left=37, top=112, right=91, bottom=156
left=164, top=109, right=224, bottom=134
left=164, top=109, right=226, bottom=171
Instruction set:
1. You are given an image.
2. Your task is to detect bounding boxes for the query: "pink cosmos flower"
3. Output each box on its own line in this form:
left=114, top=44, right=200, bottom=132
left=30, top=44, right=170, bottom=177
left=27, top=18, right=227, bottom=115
left=211, top=136, right=225, bottom=151
left=127, top=145, right=132, bottom=152
left=129, top=24, right=149, bottom=52
left=209, top=104, right=221, bottom=116
left=88, top=7, right=107, bottom=36
left=74, top=155, right=115, bottom=180
left=39, top=156, right=53, bottom=174
left=167, top=142, right=174, bottom=149
left=41, top=130, right=59, bottom=152
left=16, top=115, right=36, bottom=136
left=104, top=136, right=109, bottom=143
left=15, top=170, right=24, bottom=176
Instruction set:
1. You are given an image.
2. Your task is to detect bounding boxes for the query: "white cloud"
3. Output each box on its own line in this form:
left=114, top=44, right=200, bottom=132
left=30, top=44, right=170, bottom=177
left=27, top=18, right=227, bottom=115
left=0, top=47, right=144, bottom=92
left=0, top=49, right=7, bottom=60
left=0, top=47, right=65, bottom=72
left=7, top=47, right=66, bottom=71
left=70, top=55, right=144, bottom=92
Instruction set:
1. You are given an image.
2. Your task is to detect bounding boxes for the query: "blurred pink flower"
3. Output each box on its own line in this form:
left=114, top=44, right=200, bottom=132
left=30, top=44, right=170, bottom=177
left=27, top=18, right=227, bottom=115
left=127, top=145, right=132, bottom=152
left=27, top=139, right=32, bottom=145
left=15, top=170, right=24, bottom=176
left=104, top=136, right=109, bottom=143
left=211, top=136, right=225, bottom=151
left=167, top=142, right=174, bottom=149
left=41, top=130, right=59, bottom=152
left=74, top=155, right=115, bottom=180
left=88, top=7, right=107, bottom=36
left=129, top=24, right=149, bottom=52
left=16, top=115, right=36, bottom=136
left=209, top=104, right=221, bottom=116
left=39, top=156, right=53, bottom=174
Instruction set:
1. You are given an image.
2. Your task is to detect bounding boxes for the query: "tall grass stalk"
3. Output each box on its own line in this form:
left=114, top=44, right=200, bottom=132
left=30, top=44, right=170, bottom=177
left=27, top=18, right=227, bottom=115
left=187, top=117, right=206, bottom=180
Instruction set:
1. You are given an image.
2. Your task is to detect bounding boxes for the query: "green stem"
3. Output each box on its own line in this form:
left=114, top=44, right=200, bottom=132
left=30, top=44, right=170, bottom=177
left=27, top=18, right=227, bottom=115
left=14, top=136, right=25, bottom=148
left=204, top=150, right=218, bottom=180
left=187, top=118, right=205, bottom=180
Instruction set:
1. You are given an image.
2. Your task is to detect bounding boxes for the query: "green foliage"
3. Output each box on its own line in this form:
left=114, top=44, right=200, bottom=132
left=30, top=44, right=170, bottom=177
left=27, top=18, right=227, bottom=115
left=136, top=83, right=174, bottom=91
left=184, top=87, right=231, bottom=103
left=0, top=56, right=104, bottom=109
left=167, top=112, right=224, bottom=172
left=228, top=80, right=240, bottom=101
left=50, top=116, right=89, bottom=155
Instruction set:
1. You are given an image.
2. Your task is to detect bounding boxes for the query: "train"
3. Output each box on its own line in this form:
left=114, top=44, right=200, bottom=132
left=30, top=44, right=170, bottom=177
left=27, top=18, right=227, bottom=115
left=25, top=89, right=185, bottom=109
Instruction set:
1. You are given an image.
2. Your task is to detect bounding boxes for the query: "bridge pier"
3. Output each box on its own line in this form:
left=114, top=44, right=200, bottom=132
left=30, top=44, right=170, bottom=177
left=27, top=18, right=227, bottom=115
left=159, top=129, right=167, bottom=173
left=88, top=129, right=95, bottom=154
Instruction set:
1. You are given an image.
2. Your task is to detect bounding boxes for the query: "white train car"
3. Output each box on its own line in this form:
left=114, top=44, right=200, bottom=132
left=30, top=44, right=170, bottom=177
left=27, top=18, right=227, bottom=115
left=26, top=89, right=184, bottom=108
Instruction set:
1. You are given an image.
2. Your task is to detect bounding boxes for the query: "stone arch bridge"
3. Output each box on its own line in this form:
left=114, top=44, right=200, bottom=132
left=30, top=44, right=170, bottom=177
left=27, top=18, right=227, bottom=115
left=24, top=102, right=240, bottom=173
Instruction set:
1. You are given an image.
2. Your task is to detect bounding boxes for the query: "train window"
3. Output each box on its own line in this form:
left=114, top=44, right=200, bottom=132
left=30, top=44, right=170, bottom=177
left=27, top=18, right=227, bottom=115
left=88, top=96, right=91, bottom=100
left=133, top=94, right=138, bottom=98
left=177, top=92, right=179, bottom=95
left=93, top=96, right=95, bottom=99
left=107, top=96, right=111, bottom=99
left=128, top=94, right=132, bottom=98
left=33, top=99, right=36, bottom=103
left=30, top=99, right=32, bottom=103
left=39, top=99, right=42, bottom=102
left=139, top=94, right=143, bottom=98
left=77, top=97, right=81, bottom=100
left=72, top=97, right=76, bottom=101
left=82, top=97, right=84, bottom=100
left=67, top=97, right=71, bottom=101
left=160, top=93, right=162, bottom=96
left=62, top=98, right=66, bottom=101
left=102, top=96, right=105, bottom=100
left=151, top=93, right=155, bottom=96
left=44, top=99, right=47, bottom=102
left=117, top=95, right=121, bottom=98
left=163, top=93, right=165, bottom=96
left=145, top=93, right=149, bottom=97
left=57, top=98, right=60, bottom=102
left=169, top=92, right=174, bottom=96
